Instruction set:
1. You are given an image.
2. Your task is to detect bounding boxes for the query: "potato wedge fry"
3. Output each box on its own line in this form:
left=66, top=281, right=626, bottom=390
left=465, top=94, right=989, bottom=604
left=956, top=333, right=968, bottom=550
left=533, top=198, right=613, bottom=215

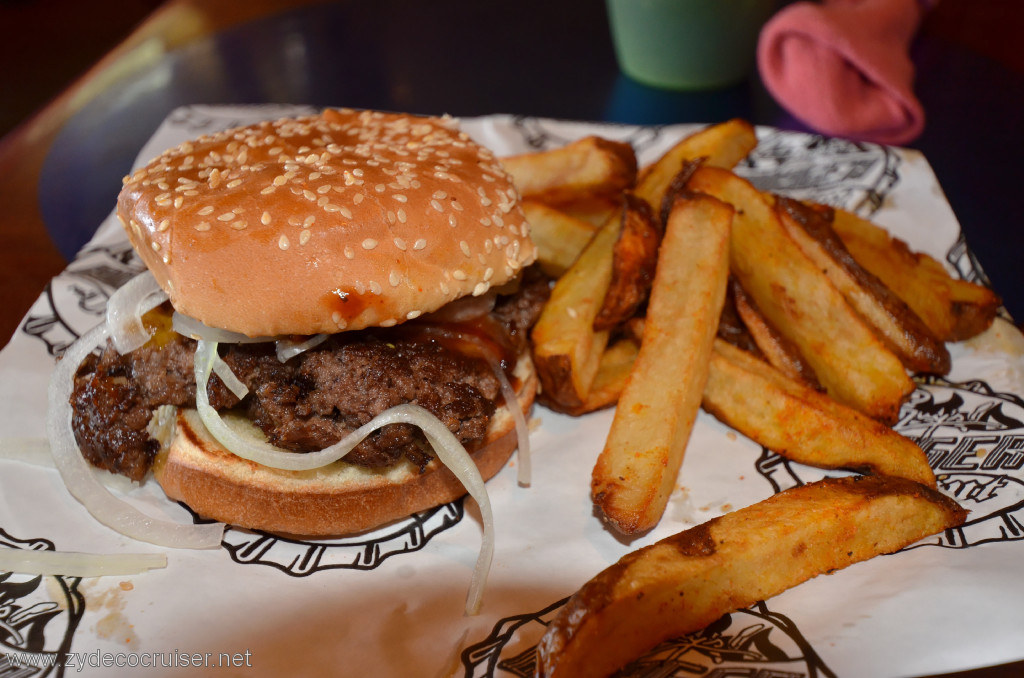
left=549, top=339, right=641, bottom=416
left=688, top=166, right=915, bottom=423
left=634, top=119, right=757, bottom=211
left=531, top=121, right=758, bottom=411
left=522, top=200, right=598, bottom=277
left=776, top=198, right=950, bottom=374
left=593, top=194, right=660, bottom=331
left=731, top=278, right=821, bottom=388
left=591, top=193, right=732, bottom=535
left=704, top=340, right=936, bottom=486
left=501, top=136, right=636, bottom=208
left=536, top=475, right=966, bottom=678
left=831, top=208, right=1001, bottom=341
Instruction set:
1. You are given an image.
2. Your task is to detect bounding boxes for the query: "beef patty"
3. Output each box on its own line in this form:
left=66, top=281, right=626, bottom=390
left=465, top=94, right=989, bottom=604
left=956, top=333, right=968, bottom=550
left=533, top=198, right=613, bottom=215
left=71, top=268, right=549, bottom=482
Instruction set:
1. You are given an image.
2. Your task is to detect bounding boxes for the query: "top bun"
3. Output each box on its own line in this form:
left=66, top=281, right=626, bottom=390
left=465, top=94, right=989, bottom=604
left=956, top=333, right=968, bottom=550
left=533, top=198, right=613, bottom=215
left=117, top=109, right=535, bottom=337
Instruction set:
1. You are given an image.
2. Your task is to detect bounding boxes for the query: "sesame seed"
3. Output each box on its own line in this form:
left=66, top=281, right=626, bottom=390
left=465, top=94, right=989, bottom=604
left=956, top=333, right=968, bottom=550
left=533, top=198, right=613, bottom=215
left=199, top=206, right=214, bottom=216
left=279, top=235, right=290, bottom=250
left=394, top=238, right=407, bottom=251
left=151, top=241, right=160, bottom=252
left=261, top=211, right=272, bottom=225
left=393, top=194, right=408, bottom=203
left=230, top=221, right=247, bottom=230
left=194, top=222, right=211, bottom=232
left=397, top=209, right=407, bottom=223
left=406, top=310, right=422, bottom=320
left=369, top=281, right=383, bottom=295
left=353, top=194, right=364, bottom=204
left=362, top=238, right=378, bottom=250
left=339, top=206, right=352, bottom=219
left=452, top=269, right=468, bottom=281
left=484, top=267, right=494, bottom=280
left=375, top=184, right=386, bottom=193
left=380, top=319, right=398, bottom=328
left=273, top=175, right=287, bottom=186
left=310, top=172, right=321, bottom=180
left=303, top=190, right=317, bottom=201
left=431, top=200, right=444, bottom=212
left=440, top=281, right=450, bottom=295
left=218, top=213, right=235, bottom=221
left=448, top=214, right=458, bottom=228
left=473, top=282, right=489, bottom=296
left=389, top=270, right=401, bottom=287
left=432, top=190, right=447, bottom=200
left=387, top=211, right=397, bottom=224
left=480, top=217, right=491, bottom=226
left=567, top=307, right=579, bottom=319
left=300, top=230, right=311, bottom=245
left=459, top=241, right=471, bottom=256
left=413, top=238, right=427, bottom=250
left=344, top=246, right=355, bottom=259
left=304, top=215, right=316, bottom=227
left=317, top=185, right=331, bottom=194
left=260, top=186, right=275, bottom=195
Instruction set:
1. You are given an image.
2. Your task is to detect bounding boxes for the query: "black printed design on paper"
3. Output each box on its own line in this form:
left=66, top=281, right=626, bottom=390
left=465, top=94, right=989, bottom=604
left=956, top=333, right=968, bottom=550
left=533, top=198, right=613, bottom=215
left=22, top=243, right=143, bottom=356
left=0, top=530, right=85, bottom=678
left=739, top=129, right=900, bottom=214
left=460, top=599, right=834, bottom=678
left=186, top=501, right=466, bottom=576
left=508, top=116, right=663, bottom=157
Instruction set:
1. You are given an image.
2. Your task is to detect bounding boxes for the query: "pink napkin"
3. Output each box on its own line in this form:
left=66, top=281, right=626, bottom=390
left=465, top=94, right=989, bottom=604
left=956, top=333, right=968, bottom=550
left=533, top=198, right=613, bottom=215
left=757, top=0, right=933, bottom=146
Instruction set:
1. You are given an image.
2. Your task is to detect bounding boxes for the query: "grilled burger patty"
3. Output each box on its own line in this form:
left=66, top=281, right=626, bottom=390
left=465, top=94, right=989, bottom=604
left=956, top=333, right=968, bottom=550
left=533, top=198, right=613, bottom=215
left=71, top=269, right=549, bottom=482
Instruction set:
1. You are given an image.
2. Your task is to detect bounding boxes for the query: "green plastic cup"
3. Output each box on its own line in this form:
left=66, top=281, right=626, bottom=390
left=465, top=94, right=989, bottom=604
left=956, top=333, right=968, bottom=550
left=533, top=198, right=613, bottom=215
left=606, top=0, right=776, bottom=90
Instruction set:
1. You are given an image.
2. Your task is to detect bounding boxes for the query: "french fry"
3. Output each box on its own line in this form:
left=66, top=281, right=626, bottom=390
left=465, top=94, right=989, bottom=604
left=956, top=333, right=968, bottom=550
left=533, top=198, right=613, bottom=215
left=591, top=192, right=732, bottom=535
left=548, top=339, right=641, bottom=416
left=501, top=136, right=637, bottom=208
left=635, top=119, right=757, bottom=211
left=593, top=194, right=660, bottom=331
left=536, top=475, right=966, bottom=678
left=704, top=340, right=936, bottom=487
left=776, top=198, right=951, bottom=374
left=522, top=200, right=598, bottom=277
left=731, top=279, right=822, bottom=388
left=531, top=121, right=759, bottom=412
left=688, top=166, right=915, bottom=423
left=830, top=208, right=1001, bottom=341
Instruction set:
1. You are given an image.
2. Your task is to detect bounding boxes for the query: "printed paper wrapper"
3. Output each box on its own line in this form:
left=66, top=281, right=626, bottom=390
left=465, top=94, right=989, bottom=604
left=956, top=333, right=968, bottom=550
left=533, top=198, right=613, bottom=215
left=1, top=106, right=1023, bottom=677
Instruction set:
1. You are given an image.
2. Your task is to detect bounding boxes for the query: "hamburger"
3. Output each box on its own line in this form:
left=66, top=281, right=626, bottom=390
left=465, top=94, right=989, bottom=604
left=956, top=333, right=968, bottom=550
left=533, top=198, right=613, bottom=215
left=63, top=108, right=542, bottom=538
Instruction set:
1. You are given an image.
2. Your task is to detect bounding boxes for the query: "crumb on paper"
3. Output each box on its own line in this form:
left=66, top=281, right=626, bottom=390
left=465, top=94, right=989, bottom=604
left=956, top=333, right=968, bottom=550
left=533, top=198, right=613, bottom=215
left=81, top=580, right=140, bottom=647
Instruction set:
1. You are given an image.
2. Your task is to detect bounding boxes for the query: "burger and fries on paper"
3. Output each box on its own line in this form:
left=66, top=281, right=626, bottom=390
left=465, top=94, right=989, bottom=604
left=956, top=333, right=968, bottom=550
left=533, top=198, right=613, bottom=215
left=6, top=109, right=1005, bottom=675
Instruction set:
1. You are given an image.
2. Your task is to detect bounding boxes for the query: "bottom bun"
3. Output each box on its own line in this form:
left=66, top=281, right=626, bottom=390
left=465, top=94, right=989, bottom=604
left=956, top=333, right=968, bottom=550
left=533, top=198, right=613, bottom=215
left=153, top=354, right=536, bottom=536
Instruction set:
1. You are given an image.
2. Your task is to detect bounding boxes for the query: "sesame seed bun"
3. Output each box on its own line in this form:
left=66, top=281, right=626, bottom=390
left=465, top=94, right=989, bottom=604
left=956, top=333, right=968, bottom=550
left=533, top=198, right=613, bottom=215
left=117, top=109, right=536, bottom=337
left=153, top=353, right=536, bottom=536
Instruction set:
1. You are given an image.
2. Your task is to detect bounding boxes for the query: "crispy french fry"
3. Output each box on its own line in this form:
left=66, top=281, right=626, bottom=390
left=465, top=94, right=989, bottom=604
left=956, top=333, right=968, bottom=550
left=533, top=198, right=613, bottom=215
left=522, top=200, right=598, bottom=277
left=591, top=193, right=732, bottom=535
left=776, top=198, right=950, bottom=374
left=635, top=119, right=757, bottom=211
left=831, top=208, right=1001, bottom=341
left=531, top=121, right=759, bottom=411
left=593, top=194, right=660, bottom=331
left=536, top=475, right=966, bottom=678
left=704, top=340, right=936, bottom=486
left=731, top=279, right=821, bottom=388
left=501, top=136, right=637, bottom=208
left=688, top=166, right=915, bottom=423
left=548, top=339, right=641, bottom=416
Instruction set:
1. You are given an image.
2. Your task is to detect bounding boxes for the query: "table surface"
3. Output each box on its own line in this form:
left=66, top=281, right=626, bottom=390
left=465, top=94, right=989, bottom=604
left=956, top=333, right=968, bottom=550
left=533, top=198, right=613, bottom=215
left=0, top=1, right=1022, bottom=675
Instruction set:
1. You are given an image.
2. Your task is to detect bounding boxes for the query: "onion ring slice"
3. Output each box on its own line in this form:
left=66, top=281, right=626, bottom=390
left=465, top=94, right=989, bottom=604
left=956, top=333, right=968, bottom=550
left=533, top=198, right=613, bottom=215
left=47, top=323, right=224, bottom=549
left=106, top=271, right=168, bottom=353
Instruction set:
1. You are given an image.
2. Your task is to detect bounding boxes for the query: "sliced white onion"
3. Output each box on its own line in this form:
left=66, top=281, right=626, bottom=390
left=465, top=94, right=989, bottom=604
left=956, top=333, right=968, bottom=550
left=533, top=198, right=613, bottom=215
left=194, top=339, right=494, bottom=613
left=106, top=271, right=168, bottom=353
left=172, top=311, right=270, bottom=344
left=212, top=355, right=249, bottom=399
left=0, top=437, right=53, bottom=467
left=0, top=546, right=166, bottom=577
left=413, top=325, right=532, bottom=486
left=46, top=323, right=225, bottom=549
left=276, top=334, right=328, bottom=362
